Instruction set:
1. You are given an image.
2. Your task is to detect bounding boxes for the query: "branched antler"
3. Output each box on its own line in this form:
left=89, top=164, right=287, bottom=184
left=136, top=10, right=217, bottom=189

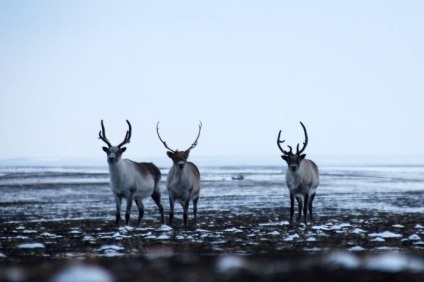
left=117, top=120, right=132, bottom=148
left=185, top=121, right=202, bottom=151
left=156, top=122, right=176, bottom=153
left=277, top=122, right=308, bottom=155
left=99, top=120, right=112, bottom=148
left=296, top=122, right=308, bottom=154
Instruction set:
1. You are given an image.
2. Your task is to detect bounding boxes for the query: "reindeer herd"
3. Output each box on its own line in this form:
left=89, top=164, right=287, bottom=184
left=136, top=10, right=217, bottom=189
left=99, top=120, right=319, bottom=228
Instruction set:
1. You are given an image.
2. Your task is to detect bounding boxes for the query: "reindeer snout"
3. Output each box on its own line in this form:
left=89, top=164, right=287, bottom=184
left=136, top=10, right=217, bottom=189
left=290, top=165, right=297, bottom=172
left=178, top=163, right=185, bottom=169
left=108, top=157, right=115, bottom=163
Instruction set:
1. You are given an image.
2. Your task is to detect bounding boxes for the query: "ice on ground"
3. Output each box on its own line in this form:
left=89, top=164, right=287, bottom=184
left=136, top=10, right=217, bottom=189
left=306, top=237, right=317, bottom=242
left=364, top=253, right=424, bottom=272
left=371, top=237, right=386, bottom=242
left=369, top=231, right=402, bottom=238
left=17, top=243, right=45, bottom=249
left=52, top=265, right=114, bottom=282
left=0, top=252, right=6, bottom=258
left=415, top=224, right=423, bottom=229
left=392, top=224, right=404, bottom=228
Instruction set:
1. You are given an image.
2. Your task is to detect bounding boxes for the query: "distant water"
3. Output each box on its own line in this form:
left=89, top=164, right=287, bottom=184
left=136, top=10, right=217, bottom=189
left=0, top=165, right=423, bottom=223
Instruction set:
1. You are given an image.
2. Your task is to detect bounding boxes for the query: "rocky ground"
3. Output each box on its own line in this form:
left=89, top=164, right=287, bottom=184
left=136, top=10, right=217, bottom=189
left=1, top=207, right=424, bottom=281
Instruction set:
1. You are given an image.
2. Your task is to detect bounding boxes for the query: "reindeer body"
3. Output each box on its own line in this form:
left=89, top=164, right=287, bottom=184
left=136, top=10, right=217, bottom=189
left=285, top=159, right=319, bottom=224
left=99, top=120, right=165, bottom=227
left=157, top=122, right=202, bottom=227
left=277, top=122, right=320, bottom=225
left=167, top=160, right=200, bottom=226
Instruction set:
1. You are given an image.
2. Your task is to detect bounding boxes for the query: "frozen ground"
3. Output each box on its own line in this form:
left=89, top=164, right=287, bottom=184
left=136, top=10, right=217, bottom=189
left=0, top=165, right=424, bottom=281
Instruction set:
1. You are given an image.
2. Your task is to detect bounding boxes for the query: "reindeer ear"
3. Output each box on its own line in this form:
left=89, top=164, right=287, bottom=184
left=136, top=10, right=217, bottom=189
left=184, top=150, right=190, bottom=159
left=300, top=154, right=306, bottom=160
left=281, top=155, right=288, bottom=162
left=120, top=147, right=127, bottom=153
left=102, top=147, right=109, bottom=153
left=167, top=151, right=175, bottom=159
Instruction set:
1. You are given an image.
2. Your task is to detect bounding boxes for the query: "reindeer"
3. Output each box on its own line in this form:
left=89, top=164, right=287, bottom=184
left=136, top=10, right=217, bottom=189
left=156, top=121, right=202, bottom=227
left=99, top=120, right=165, bottom=227
left=277, top=122, right=319, bottom=225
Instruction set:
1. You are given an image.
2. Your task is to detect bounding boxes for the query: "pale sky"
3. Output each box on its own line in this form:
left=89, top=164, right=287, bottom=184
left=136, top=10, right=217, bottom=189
left=1, top=1, right=423, bottom=164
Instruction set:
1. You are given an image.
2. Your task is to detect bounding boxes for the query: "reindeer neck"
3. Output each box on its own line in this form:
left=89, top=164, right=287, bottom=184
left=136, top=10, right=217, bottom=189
left=108, top=159, right=128, bottom=179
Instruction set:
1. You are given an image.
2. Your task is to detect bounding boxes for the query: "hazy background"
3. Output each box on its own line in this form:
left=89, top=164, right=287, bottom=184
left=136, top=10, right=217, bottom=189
left=1, top=1, right=423, bottom=166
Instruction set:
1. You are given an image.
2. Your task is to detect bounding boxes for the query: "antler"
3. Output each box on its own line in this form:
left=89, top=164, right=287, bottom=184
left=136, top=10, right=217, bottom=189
left=277, top=130, right=292, bottom=155
left=185, top=121, right=202, bottom=151
left=296, top=121, right=308, bottom=154
left=156, top=122, right=176, bottom=153
left=99, top=120, right=112, bottom=148
left=117, top=120, right=132, bottom=148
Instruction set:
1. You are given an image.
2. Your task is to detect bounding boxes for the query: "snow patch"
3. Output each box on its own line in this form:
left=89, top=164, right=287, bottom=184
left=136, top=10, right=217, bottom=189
left=284, top=234, right=300, bottom=241
left=365, top=253, right=424, bottom=272
left=17, top=243, right=45, bottom=249
left=156, top=234, right=171, bottom=240
left=348, top=246, right=366, bottom=252
left=157, top=225, right=173, bottom=232
left=216, top=255, right=246, bottom=272
left=352, top=228, right=366, bottom=234
left=408, top=234, right=421, bottom=241
left=369, top=231, right=402, bottom=238
left=224, top=228, right=242, bottom=233
left=52, top=265, right=114, bottom=282
left=325, top=251, right=360, bottom=269
left=268, top=231, right=280, bottom=236
left=371, top=237, right=386, bottom=242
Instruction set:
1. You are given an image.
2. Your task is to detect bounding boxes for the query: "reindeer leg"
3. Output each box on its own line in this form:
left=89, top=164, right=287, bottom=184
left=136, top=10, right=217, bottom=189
left=183, top=200, right=190, bottom=227
left=309, top=193, right=316, bottom=223
left=169, top=196, right=175, bottom=226
left=303, top=193, right=309, bottom=225
left=125, top=191, right=134, bottom=226
left=151, top=190, right=165, bottom=225
left=114, top=193, right=123, bottom=227
left=193, top=197, right=199, bottom=228
left=135, top=198, right=145, bottom=227
left=289, top=194, right=295, bottom=225
left=297, top=196, right=303, bottom=223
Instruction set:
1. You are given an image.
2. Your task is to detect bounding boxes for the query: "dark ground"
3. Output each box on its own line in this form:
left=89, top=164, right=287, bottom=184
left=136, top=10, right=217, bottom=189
left=1, top=207, right=423, bottom=281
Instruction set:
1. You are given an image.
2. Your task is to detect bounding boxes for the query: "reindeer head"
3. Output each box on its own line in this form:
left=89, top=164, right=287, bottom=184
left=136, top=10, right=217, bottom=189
left=99, top=120, right=132, bottom=164
left=157, top=121, right=202, bottom=170
left=277, top=122, right=308, bottom=172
